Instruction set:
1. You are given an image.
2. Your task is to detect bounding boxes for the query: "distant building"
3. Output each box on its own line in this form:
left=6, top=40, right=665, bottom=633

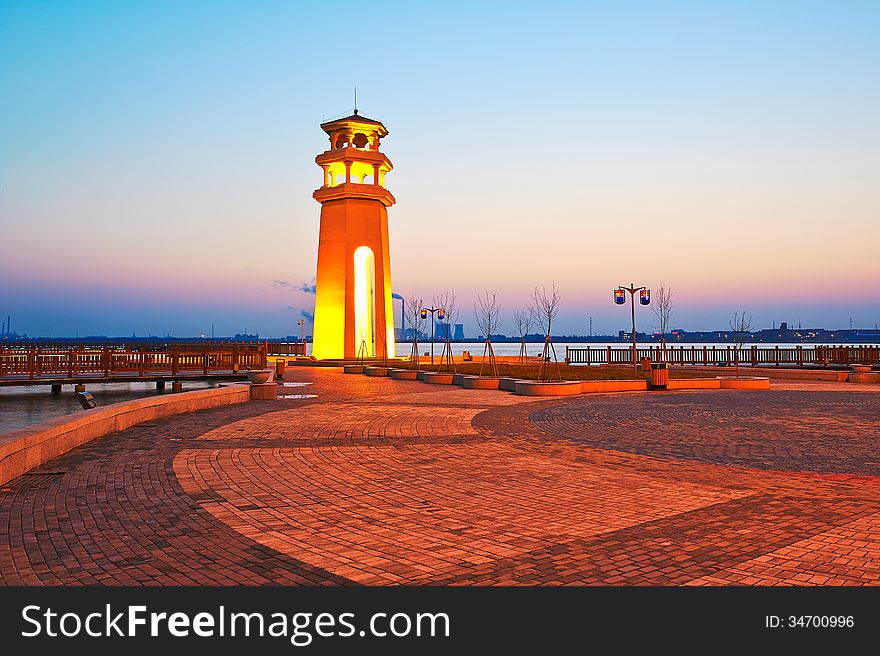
left=1, top=315, right=26, bottom=340
left=401, top=327, right=429, bottom=342
left=618, top=330, right=650, bottom=341
left=453, top=324, right=464, bottom=340
left=434, top=321, right=457, bottom=340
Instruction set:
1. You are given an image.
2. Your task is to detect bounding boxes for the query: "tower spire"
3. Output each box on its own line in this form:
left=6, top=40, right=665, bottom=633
left=353, top=86, right=358, bottom=115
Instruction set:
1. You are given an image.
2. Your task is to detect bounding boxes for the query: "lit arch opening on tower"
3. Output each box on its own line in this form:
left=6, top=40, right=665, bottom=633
left=353, top=245, right=375, bottom=357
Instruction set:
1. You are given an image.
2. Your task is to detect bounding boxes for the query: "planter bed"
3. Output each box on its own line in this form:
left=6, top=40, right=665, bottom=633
left=422, top=372, right=454, bottom=385
left=498, top=377, right=523, bottom=392
left=389, top=369, right=419, bottom=380
left=462, top=376, right=501, bottom=390
left=848, top=372, right=880, bottom=384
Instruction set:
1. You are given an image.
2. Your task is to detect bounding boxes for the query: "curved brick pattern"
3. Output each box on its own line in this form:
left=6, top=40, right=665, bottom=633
left=196, top=404, right=483, bottom=442
left=685, top=510, right=880, bottom=586
left=428, top=496, right=878, bottom=585
left=529, top=391, right=880, bottom=475
left=172, top=443, right=744, bottom=584
left=0, top=402, right=353, bottom=585
left=1, top=367, right=879, bottom=586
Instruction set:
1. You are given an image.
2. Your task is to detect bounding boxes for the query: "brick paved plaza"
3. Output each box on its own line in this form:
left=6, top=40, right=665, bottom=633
left=1, top=369, right=879, bottom=586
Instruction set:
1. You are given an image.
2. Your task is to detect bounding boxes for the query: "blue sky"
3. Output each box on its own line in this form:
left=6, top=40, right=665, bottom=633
left=1, top=1, right=878, bottom=337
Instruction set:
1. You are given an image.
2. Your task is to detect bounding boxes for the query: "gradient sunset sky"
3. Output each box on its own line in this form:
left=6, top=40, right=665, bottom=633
left=1, top=1, right=878, bottom=338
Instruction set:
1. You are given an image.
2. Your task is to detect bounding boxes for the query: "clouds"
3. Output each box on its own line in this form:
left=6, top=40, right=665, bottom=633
left=277, top=277, right=316, bottom=325
left=272, top=279, right=317, bottom=295
left=283, top=306, right=314, bottom=324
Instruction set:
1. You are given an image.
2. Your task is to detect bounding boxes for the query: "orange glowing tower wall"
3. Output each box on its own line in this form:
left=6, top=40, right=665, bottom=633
left=311, top=111, right=396, bottom=360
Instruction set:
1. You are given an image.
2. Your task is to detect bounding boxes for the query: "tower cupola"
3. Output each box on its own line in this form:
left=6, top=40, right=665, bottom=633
left=314, top=112, right=395, bottom=207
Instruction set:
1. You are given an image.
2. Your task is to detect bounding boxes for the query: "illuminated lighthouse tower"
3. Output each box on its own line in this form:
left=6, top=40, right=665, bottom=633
left=311, top=110, right=396, bottom=360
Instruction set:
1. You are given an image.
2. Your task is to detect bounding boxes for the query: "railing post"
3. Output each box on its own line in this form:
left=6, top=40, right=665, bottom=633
left=606, top=345, right=612, bottom=365
left=703, top=346, right=707, bottom=366
left=172, top=348, right=179, bottom=375
left=774, top=345, right=779, bottom=367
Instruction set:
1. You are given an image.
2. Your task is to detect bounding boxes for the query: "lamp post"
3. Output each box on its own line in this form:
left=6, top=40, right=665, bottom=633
left=614, top=283, right=650, bottom=372
left=420, top=306, right=444, bottom=365
left=296, top=319, right=305, bottom=355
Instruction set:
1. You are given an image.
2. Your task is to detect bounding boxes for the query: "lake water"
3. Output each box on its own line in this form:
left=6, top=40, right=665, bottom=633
left=0, top=381, right=214, bottom=434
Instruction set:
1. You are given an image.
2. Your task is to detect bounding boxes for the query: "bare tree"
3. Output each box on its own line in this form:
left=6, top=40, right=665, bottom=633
left=473, top=291, right=502, bottom=377
left=730, top=310, right=752, bottom=378
left=532, top=283, right=562, bottom=382
left=376, top=323, right=388, bottom=367
left=433, top=290, right=458, bottom=372
left=651, top=283, right=673, bottom=362
left=512, top=306, right=535, bottom=364
left=355, top=321, right=369, bottom=365
left=406, top=294, right=426, bottom=370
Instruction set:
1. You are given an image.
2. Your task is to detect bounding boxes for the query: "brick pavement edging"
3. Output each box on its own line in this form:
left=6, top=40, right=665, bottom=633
left=689, top=366, right=848, bottom=382
left=514, top=381, right=583, bottom=396
left=719, top=377, right=771, bottom=389
left=0, top=384, right=250, bottom=486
